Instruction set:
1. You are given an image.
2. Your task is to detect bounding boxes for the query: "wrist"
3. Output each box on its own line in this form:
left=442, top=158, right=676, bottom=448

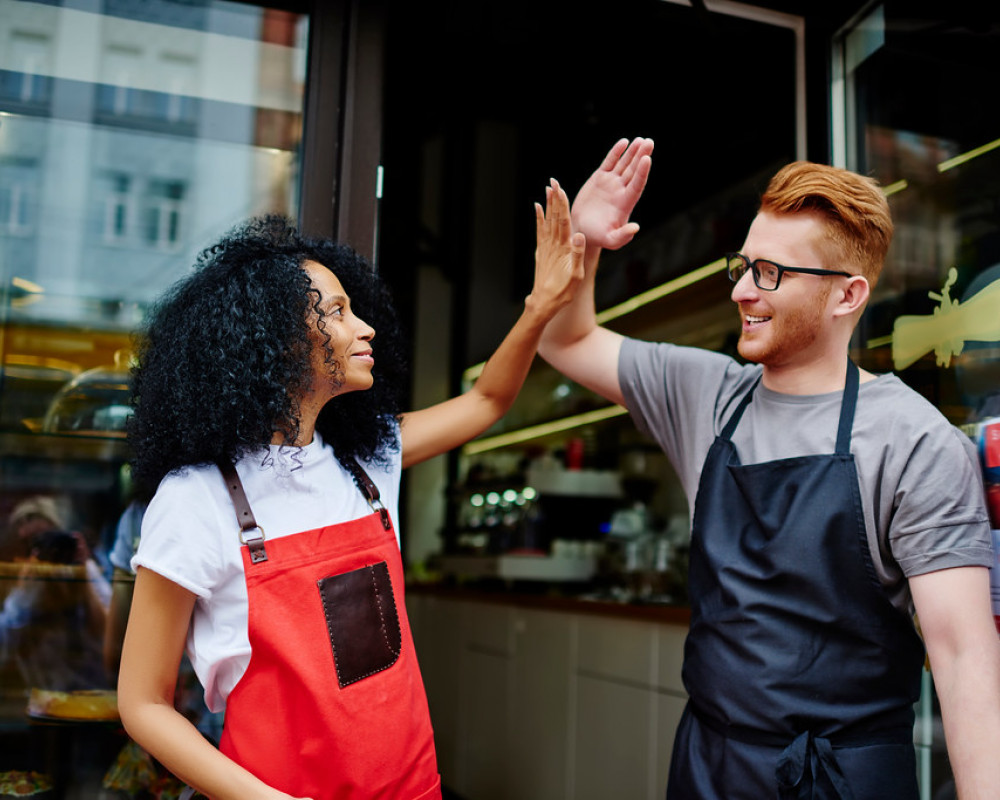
left=522, top=292, right=560, bottom=327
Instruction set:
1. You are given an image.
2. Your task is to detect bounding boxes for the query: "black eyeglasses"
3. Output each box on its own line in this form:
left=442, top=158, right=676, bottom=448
left=725, top=252, right=852, bottom=291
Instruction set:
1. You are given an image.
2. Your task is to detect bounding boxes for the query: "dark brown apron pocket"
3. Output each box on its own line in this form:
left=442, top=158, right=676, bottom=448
left=317, top=561, right=402, bottom=688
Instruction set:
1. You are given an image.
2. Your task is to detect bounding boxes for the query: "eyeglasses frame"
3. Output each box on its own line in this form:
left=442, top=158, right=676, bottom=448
left=725, top=252, right=853, bottom=292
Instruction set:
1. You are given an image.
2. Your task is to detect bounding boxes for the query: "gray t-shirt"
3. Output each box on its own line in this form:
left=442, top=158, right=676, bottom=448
left=619, top=338, right=993, bottom=614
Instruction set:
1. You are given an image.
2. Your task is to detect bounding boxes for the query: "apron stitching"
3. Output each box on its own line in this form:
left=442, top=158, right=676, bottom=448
left=371, top=564, right=402, bottom=657
left=317, top=583, right=345, bottom=681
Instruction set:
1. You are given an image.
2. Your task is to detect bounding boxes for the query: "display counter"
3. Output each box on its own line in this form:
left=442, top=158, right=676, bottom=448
left=409, top=581, right=691, bottom=626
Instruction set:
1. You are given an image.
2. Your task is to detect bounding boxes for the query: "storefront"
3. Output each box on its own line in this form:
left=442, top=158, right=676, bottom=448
left=0, top=0, right=996, bottom=796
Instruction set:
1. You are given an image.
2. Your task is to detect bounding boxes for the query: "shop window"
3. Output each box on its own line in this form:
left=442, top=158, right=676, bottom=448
left=834, top=5, right=1000, bottom=797
left=0, top=2, right=312, bottom=792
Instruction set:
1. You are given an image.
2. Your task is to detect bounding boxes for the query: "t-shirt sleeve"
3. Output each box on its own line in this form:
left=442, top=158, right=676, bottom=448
left=132, top=468, right=230, bottom=598
left=618, top=338, right=758, bottom=498
left=887, top=419, right=993, bottom=577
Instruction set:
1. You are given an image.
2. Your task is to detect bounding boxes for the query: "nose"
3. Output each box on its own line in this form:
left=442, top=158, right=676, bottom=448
left=356, top=316, right=375, bottom=341
left=730, top=268, right=758, bottom=304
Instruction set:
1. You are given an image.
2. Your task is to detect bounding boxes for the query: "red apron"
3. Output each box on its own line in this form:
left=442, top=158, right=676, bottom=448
left=215, top=460, right=441, bottom=800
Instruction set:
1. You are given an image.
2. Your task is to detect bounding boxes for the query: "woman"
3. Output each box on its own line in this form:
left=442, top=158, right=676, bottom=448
left=117, top=180, right=585, bottom=800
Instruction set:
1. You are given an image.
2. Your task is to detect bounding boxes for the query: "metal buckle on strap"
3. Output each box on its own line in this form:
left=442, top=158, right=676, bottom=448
left=367, top=498, right=391, bottom=531
left=239, top=525, right=268, bottom=563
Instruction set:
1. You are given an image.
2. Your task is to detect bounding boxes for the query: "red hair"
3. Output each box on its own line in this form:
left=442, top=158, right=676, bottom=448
left=760, top=161, right=893, bottom=287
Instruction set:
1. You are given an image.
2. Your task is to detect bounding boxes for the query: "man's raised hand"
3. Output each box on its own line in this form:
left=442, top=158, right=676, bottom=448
left=571, top=137, right=653, bottom=251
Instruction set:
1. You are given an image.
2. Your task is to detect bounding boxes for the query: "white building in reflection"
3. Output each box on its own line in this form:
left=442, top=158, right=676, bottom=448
left=0, top=0, right=305, bottom=329
left=0, top=0, right=306, bottom=432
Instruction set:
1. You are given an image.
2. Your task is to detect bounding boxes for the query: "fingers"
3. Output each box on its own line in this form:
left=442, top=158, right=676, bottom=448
left=599, top=138, right=630, bottom=172
left=539, top=178, right=571, bottom=241
left=627, top=153, right=652, bottom=198
left=551, top=179, right=572, bottom=241
left=620, top=138, right=654, bottom=184
left=570, top=232, right=587, bottom=279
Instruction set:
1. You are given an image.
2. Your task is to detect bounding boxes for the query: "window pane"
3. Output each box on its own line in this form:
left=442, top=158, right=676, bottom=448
left=839, top=7, right=1000, bottom=796
left=0, top=1, right=309, bottom=791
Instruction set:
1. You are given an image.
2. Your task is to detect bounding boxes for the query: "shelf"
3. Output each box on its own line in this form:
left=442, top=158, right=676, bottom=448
left=438, top=553, right=598, bottom=582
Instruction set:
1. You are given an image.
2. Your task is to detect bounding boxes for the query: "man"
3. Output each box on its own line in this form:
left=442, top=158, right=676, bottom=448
left=541, top=138, right=1000, bottom=798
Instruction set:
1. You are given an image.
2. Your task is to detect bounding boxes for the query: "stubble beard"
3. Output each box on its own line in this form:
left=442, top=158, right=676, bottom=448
left=736, top=286, right=831, bottom=367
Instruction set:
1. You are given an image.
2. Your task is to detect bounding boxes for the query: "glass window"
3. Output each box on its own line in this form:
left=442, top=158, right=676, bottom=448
left=0, top=0, right=309, bottom=793
left=835, top=5, right=1000, bottom=797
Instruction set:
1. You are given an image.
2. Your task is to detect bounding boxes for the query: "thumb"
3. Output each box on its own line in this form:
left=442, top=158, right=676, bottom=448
left=606, top=222, right=640, bottom=250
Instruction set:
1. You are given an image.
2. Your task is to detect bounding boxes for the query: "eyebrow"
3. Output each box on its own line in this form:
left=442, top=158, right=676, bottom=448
left=319, top=294, right=349, bottom=311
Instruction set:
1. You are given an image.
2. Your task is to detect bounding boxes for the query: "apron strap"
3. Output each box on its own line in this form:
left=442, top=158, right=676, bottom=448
left=343, top=459, right=392, bottom=531
left=217, top=460, right=269, bottom=564
left=834, top=360, right=860, bottom=456
left=776, top=730, right=856, bottom=800
left=720, top=374, right=762, bottom=441
left=216, top=456, right=392, bottom=560
left=690, top=703, right=910, bottom=799
left=721, top=360, right=860, bottom=454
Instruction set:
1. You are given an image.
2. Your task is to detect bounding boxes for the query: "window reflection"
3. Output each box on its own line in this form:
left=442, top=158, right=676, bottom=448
left=839, top=7, right=1000, bottom=798
left=0, top=0, right=309, bottom=792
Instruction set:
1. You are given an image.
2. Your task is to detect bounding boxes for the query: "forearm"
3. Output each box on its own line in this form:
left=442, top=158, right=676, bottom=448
left=913, top=567, right=1000, bottom=798
left=538, top=246, right=600, bottom=361
left=120, top=700, right=287, bottom=800
left=400, top=300, right=553, bottom=467
left=471, top=298, right=553, bottom=413
left=117, top=568, right=294, bottom=799
left=933, top=639, right=1000, bottom=798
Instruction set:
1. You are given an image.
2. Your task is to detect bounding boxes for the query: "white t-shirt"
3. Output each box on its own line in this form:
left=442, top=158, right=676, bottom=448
left=132, top=432, right=402, bottom=713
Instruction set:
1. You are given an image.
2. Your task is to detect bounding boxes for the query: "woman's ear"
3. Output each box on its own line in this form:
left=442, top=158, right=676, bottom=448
left=833, top=275, right=870, bottom=318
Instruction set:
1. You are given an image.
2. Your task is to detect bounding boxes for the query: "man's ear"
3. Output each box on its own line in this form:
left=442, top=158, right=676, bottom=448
left=832, top=275, right=870, bottom=318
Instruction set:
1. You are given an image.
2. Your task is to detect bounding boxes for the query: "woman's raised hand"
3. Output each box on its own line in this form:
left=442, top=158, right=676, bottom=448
left=571, top=137, right=653, bottom=251
left=529, top=178, right=586, bottom=318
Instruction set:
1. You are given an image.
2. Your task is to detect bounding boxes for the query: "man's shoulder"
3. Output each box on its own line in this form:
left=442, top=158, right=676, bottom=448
left=858, top=373, right=977, bottom=461
left=860, top=374, right=953, bottom=427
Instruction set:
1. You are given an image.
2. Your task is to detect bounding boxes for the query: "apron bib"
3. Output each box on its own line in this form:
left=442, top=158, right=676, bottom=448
left=215, top=459, right=441, bottom=800
left=668, top=362, right=925, bottom=800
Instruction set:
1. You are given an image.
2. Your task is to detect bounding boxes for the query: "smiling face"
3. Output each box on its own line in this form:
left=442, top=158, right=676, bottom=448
left=730, top=211, right=843, bottom=370
left=303, top=259, right=376, bottom=403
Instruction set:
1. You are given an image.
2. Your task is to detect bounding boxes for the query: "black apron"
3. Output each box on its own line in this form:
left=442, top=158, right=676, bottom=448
left=667, top=362, right=926, bottom=800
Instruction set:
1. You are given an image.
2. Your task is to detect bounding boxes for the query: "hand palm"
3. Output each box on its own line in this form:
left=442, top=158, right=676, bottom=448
left=571, top=137, right=653, bottom=251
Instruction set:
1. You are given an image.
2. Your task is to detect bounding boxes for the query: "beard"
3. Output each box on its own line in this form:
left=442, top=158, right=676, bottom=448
left=736, top=285, right=831, bottom=367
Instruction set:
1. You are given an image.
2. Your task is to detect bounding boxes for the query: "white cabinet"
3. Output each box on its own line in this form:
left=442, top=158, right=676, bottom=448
left=573, top=614, right=688, bottom=800
left=574, top=675, right=656, bottom=800
left=407, top=591, right=689, bottom=800
left=508, top=610, right=574, bottom=800
left=456, top=602, right=512, bottom=800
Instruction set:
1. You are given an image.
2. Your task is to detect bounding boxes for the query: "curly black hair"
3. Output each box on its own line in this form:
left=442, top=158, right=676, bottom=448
left=127, top=215, right=408, bottom=499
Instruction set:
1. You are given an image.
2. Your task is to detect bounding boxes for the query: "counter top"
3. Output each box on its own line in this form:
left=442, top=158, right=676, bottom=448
left=406, top=581, right=691, bottom=625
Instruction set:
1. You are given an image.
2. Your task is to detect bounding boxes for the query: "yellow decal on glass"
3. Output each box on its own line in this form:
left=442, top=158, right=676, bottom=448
left=892, top=268, right=1000, bottom=370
